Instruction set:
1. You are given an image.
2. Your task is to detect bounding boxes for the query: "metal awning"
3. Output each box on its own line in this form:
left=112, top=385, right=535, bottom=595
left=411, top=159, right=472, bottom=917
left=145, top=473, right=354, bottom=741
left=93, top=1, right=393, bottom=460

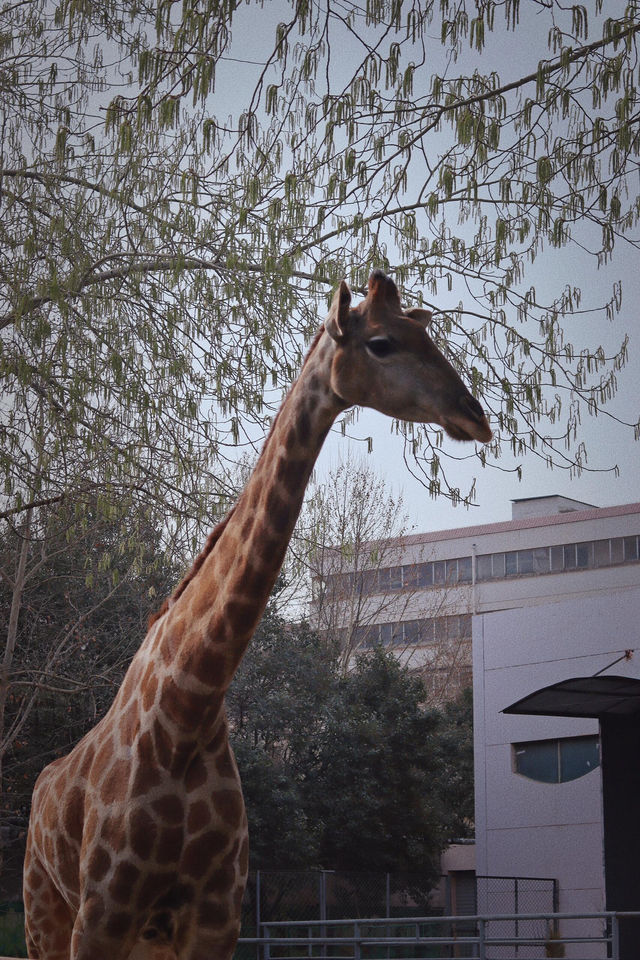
left=503, top=675, right=640, bottom=719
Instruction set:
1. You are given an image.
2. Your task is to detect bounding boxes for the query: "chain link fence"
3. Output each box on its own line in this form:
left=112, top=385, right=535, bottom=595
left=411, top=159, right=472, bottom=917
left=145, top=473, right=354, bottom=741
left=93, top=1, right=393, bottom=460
left=238, top=871, right=557, bottom=947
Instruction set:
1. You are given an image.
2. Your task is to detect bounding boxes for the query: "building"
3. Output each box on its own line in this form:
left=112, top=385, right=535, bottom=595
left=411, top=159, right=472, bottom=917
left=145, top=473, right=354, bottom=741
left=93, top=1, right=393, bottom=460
left=315, top=495, right=640, bottom=956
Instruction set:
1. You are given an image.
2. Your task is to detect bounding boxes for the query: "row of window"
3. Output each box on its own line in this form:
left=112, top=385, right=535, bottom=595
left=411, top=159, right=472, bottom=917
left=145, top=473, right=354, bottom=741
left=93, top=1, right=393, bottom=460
left=513, top=735, right=600, bottom=784
left=336, top=613, right=472, bottom=649
left=324, top=533, right=640, bottom=597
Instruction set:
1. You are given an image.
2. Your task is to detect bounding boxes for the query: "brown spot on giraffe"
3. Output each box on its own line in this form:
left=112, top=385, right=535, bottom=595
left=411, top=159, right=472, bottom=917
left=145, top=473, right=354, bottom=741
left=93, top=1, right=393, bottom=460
left=23, top=273, right=491, bottom=958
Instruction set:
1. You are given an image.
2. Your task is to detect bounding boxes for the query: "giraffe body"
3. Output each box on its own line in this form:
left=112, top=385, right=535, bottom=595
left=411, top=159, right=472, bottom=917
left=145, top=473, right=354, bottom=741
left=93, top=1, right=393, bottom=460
left=24, top=273, right=492, bottom=959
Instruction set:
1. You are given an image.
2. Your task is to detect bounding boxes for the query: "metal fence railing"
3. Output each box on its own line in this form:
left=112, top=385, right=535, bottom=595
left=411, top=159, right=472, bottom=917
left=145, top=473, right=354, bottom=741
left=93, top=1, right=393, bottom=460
left=236, top=911, right=640, bottom=960
left=240, top=871, right=557, bottom=934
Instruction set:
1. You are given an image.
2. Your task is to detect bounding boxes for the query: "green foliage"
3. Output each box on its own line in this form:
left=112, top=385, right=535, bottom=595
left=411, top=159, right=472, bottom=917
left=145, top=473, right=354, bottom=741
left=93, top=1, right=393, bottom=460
left=1, top=0, right=638, bottom=553
left=0, top=906, right=27, bottom=957
left=0, top=501, right=181, bottom=859
left=227, top=601, right=474, bottom=877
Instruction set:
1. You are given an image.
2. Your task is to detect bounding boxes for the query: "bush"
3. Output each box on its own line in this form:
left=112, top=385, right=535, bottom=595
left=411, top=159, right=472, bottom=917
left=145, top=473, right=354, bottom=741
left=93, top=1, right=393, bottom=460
left=0, top=904, right=27, bottom=957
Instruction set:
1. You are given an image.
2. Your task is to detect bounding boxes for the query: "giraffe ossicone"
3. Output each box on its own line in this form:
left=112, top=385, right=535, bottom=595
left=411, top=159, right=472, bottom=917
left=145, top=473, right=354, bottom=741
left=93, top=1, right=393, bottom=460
left=23, top=272, right=491, bottom=960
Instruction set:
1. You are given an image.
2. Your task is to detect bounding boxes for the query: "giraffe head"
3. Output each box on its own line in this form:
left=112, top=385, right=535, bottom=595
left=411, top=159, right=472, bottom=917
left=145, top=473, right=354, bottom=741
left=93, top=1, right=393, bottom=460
left=324, top=270, right=492, bottom=443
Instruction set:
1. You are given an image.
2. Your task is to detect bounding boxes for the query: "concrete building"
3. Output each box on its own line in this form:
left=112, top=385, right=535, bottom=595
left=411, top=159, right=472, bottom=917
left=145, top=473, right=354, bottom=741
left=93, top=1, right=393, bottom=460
left=316, top=495, right=640, bottom=955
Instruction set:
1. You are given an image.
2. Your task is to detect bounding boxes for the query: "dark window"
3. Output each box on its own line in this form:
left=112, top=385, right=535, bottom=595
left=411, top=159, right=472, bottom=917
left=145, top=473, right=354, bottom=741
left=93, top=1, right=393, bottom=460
left=611, top=538, right=624, bottom=563
left=576, top=543, right=591, bottom=568
left=518, top=550, right=534, bottom=575
left=505, top=551, right=518, bottom=576
left=403, top=620, right=422, bottom=644
left=458, top=556, right=472, bottom=582
left=533, top=547, right=550, bottom=574
left=477, top=554, right=493, bottom=581
left=560, top=737, right=600, bottom=782
left=594, top=539, right=610, bottom=567
left=514, top=740, right=557, bottom=783
left=550, top=545, right=564, bottom=571
left=460, top=614, right=472, bottom=637
left=378, top=567, right=391, bottom=590
left=354, top=624, right=377, bottom=648
left=416, top=562, right=434, bottom=587
left=624, top=536, right=639, bottom=561
left=563, top=544, right=577, bottom=570
left=447, top=615, right=461, bottom=640
left=402, top=564, right=418, bottom=588
left=514, top=736, right=600, bottom=784
left=379, top=623, right=393, bottom=646
left=445, top=559, right=459, bottom=584
left=434, top=618, right=447, bottom=642
left=388, top=566, right=403, bottom=589
left=492, top=553, right=506, bottom=578
left=433, top=560, right=445, bottom=584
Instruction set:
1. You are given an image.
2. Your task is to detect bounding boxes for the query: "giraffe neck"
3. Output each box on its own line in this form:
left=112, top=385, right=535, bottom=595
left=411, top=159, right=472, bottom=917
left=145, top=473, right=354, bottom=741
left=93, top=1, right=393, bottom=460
left=153, top=328, right=345, bottom=706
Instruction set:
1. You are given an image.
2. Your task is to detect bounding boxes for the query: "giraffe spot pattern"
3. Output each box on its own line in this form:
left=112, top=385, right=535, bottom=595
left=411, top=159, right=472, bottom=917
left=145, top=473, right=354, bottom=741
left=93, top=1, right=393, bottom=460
left=62, top=787, right=84, bottom=844
left=187, top=799, right=211, bottom=833
left=225, top=598, right=257, bottom=637
left=279, top=457, right=309, bottom=494
left=87, top=845, right=111, bottom=882
left=204, top=613, right=231, bottom=645
left=212, top=789, right=243, bottom=827
left=214, top=745, right=237, bottom=779
left=151, top=794, right=184, bottom=823
left=184, top=754, right=208, bottom=792
left=265, top=489, right=290, bottom=533
left=297, top=408, right=311, bottom=445
left=129, top=807, right=157, bottom=860
left=203, top=862, right=236, bottom=896
left=160, top=676, right=211, bottom=728
left=142, top=671, right=159, bottom=712
left=192, top=645, right=228, bottom=686
left=109, top=861, right=141, bottom=903
left=182, top=829, right=228, bottom=878
left=100, top=758, right=129, bottom=805
left=156, top=826, right=184, bottom=865
left=197, top=898, right=230, bottom=927
left=105, top=909, right=132, bottom=938
left=152, top=718, right=174, bottom=770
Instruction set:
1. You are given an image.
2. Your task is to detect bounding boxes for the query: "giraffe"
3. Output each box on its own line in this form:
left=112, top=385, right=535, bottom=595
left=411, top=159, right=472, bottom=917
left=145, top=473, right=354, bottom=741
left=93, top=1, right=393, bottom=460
left=23, top=271, right=492, bottom=960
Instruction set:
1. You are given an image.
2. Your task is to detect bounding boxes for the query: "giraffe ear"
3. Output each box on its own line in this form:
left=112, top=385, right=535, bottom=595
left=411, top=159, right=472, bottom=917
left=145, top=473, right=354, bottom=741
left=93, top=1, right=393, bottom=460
left=404, top=307, right=433, bottom=328
left=325, top=280, right=352, bottom=341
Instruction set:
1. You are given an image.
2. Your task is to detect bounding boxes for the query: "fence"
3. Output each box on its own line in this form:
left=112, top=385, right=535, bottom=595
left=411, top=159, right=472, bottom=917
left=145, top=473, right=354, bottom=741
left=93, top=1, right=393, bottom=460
left=237, top=911, right=640, bottom=960
left=239, top=872, right=557, bottom=934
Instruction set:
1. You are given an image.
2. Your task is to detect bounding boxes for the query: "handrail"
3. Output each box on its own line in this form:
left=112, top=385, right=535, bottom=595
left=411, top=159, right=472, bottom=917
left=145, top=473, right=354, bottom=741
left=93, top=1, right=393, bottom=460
left=236, top=910, right=640, bottom=960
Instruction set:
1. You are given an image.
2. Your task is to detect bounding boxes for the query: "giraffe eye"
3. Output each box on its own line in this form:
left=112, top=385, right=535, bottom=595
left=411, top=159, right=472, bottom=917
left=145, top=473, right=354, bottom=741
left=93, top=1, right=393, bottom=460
left=365, top=337, right=395, bottom=359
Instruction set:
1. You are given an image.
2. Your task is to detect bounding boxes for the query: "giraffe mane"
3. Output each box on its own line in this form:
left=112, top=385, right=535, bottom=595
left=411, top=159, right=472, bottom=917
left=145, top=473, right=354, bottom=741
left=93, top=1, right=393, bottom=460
left=147, top=507, right=237, bottom=628
left=147, top=326, right=326, bottom=630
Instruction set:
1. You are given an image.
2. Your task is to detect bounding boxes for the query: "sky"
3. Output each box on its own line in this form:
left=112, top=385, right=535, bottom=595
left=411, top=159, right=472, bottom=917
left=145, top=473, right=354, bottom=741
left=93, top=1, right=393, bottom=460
left=218, top=1, right=640, bottom=535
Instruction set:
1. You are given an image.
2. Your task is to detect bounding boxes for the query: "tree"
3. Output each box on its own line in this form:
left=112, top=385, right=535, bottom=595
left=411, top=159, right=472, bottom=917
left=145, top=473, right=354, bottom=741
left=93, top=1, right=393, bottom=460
left=0, top=501, right=180, bottom=890
left=226, top=600, right=471, bottom=879
left=295, top=456, right=411, bottom=666
left=2, top=0, right=637, bottom=880
left=226, top=590, right=336, bottom=869
left=305, top=647, right=450, bottom=885
left=2, top=0, right=638, bottom=539
left=297, top=458, right=474, bottom=704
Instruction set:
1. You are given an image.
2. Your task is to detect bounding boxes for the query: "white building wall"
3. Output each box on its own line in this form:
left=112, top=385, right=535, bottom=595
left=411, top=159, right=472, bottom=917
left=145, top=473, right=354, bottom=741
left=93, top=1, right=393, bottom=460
left=474, top=586, right=640, bottom=957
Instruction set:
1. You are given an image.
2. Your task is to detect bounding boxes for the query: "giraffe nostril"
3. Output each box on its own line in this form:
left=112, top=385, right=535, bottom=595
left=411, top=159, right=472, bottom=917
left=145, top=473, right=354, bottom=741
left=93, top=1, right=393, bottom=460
left=461, top=394, right=486, bottom=423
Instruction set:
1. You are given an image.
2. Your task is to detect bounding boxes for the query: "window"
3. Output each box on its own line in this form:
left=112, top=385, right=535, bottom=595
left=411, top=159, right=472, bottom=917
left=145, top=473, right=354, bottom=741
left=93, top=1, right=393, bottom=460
left=624, top=536, right=639, bottom=561
left=445, top=559, right=459, bottom=583
left=533, top=547, right=550, bottom=574
left=513, top=736, right=600, bottom=784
